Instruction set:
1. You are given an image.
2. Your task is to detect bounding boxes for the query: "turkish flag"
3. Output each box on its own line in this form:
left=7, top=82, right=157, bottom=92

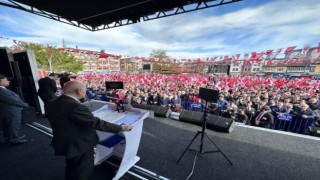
left=266, top=49, right=273, bottom=55
left=251, top=52, right=257, bottom=59
left=99, top=53, right=114, bottom=58
left=318, top=43, right=320, bottom=53
left=267, top=60, right=273, bottom=66
left=284, top=46, right=296, bottom=54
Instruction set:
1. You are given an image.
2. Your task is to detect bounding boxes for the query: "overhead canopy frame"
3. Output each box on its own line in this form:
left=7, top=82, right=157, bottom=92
left=0, top=0, right=242, bottom=31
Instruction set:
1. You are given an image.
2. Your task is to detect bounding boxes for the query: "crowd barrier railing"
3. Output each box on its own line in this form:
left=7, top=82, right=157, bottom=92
left=181, top=101, right=203, bottom=111
left=274, top=114, right=315, bottom=134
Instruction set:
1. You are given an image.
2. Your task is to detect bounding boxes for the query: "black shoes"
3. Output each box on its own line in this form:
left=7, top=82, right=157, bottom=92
left=9, top=135, right=29, bottom=146
left=10, top=138, right=29, bottom=145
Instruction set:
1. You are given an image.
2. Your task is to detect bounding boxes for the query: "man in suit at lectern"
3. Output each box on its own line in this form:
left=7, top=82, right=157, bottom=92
left=0, top=74, right=29, bottom=145
left=45, top=81, right=133, bottom=180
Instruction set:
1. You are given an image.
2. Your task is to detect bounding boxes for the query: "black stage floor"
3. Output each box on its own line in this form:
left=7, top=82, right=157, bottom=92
left=1, top=116, right=320, bottom=180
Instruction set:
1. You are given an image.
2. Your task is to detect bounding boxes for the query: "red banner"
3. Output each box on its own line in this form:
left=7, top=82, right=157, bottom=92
left=284, top=46, right=296, bottom=54
left=318, top=43, right=320, bottom=53
left=266, top=49, right=273, bottom=55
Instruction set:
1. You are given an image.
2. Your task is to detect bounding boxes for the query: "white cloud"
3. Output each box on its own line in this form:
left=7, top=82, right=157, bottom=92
left=0, top=0, right=319, bottom=58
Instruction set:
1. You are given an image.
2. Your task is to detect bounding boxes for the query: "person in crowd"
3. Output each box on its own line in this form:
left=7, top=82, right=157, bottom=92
left=308, top=98, right=320, bottom=110
left=271, top=101, right=289, bottom=117
left=252, top=97, right=261, bottom=111
left=59, top=72, right=71, bottom=88
left=216, top=94, right=228, bottom=115
left=285, top=103, right=295, bottom=115
left=38, top=72, right=59, bottom=105
left=225, top=100, right=238, bottom=118
left=292, top=104, right=315, bottom=133
left=251, top=106, right=274, bottom=129
left=0, top=75, right=29, bottom=145
left=234, top=107, right=249, bottom=124
left=268, top=99, right=277, bottom=109
left=171, top=94, right=182, bottom=112
left=155, top=92, right=164, bottom=106
left=146, top=92, right=155, bottom=105
left=45, top=81, right=133, bottom=180
left=244, top=101, right=256, bottom=123
left=132, top=93, right=142, bottom=104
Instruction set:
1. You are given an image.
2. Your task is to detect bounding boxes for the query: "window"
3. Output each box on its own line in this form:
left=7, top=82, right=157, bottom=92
left=256, top=68, right=260, bottom=71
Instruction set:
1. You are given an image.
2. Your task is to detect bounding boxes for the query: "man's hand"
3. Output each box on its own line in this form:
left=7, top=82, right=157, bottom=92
left=121, top=125, right=133, bottom=132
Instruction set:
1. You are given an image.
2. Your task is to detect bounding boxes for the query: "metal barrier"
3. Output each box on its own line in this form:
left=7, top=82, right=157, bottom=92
left=274, top=114, right=315, bottom=134
left=181, top=101, right=203, bottom=111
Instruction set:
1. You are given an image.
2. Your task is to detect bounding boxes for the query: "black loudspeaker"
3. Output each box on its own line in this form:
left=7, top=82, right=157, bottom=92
left=179, top=110, right=204, bottom=125
left=150, top=105, right=172, bottom=118
left=10, top=61, right=23, bottom=87
left=132, top=103, right=151, bottom=110
left=13, top=51, right=41, bottom=114
left=307, top=126, right=320, bottom=137
left=199, top=88, right=219, bottom=102
left=206, top=114, right=236, bottom=133
left=0, top=47, right=14, bottom=78
left=21, top=107, right=37, bottom=124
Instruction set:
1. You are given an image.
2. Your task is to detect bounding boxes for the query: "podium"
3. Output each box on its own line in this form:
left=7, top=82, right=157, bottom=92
left=83, top=100, right=149, bottom=180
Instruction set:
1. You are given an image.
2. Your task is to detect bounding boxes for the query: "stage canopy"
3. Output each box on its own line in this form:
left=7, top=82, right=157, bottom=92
left=0, top=0, right=242, bottom=31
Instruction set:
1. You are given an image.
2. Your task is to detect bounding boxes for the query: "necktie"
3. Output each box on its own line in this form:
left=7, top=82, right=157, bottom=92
left=256, top=112, right=265, bottom=121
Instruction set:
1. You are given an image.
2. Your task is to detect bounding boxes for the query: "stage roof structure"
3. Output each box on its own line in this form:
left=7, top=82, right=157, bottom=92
left=0, top=0, right=242, bottom=31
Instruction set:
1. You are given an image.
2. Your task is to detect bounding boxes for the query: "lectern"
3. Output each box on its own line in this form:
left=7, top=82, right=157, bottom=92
left=83, top=100, right=149, bottom=180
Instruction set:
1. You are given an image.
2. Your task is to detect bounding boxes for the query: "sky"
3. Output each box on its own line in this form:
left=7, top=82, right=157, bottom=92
left=0, top=0, right=319, bottom=59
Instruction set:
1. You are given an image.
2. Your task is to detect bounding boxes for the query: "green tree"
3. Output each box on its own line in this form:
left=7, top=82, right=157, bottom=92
left=12, top=42, right=84, bottom=73
left=149, top=49, right=169, bottom=58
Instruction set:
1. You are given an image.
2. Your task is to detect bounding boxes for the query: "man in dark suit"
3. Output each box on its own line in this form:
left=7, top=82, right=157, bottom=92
left=0, top=75, right=29, bottom=145
left=38, top=73, right=59, bottom=105
left=45, top=81, right=133, bottom=180
left=251, top=106, right=274, bottom=128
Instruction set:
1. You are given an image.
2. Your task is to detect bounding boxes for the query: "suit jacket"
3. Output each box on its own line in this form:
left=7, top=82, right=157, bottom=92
left=244, top=107, right=255, bottom=122
left=252, top=111, right=274, bottom=128
left=0, top=87, right=28, bottom=118
left=38, top=77, right=58, bottom=104
left=45, top=95, right=122, bottom=159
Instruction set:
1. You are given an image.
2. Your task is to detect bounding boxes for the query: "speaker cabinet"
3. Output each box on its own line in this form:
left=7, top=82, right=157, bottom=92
left=206, top=114, right=236, bottom=133
left=13, top=50, right=42, bottom=114
left=132, top=103, right=151, bottom=110
left=0, top=47, right=14, bottom=78
left=150, top=105, right=171, bottom=118
left=179, top=110, right=204, bottom=125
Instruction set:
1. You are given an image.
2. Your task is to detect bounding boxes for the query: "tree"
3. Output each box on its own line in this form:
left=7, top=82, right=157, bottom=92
left=12, top=42, right=84, bottom=73
left=149, top=49, right=169, bottom=58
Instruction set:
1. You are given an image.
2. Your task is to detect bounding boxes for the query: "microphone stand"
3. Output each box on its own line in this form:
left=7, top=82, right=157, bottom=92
left=177, top=100, right=233, bottom=179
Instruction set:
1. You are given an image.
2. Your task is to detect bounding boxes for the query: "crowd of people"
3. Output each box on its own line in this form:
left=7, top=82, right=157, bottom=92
left=73, top=72, right=320, bottom=133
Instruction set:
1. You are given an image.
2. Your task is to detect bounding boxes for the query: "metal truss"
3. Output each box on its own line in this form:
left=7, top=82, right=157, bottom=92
left=0, top=0, right=242, bottom=31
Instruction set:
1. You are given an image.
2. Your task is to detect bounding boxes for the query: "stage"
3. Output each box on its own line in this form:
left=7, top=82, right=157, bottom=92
left=0, top=116, right=319, bottom=180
